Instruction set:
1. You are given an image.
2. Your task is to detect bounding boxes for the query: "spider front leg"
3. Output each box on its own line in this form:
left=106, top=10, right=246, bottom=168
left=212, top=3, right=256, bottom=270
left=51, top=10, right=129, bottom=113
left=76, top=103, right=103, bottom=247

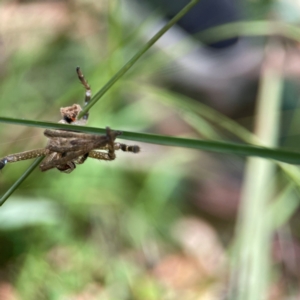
left=76, top=67, right=91, bottom=121
left=0, top=149, right=48, bottom=170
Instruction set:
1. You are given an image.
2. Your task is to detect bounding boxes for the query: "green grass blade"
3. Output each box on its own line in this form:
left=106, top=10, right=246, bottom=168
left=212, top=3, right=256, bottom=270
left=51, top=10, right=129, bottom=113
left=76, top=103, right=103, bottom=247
left=1, top=116, right=300, bottom=164
left=0, top=157, right=44, bottom=206
left=77, top=0, right=200, bottom=119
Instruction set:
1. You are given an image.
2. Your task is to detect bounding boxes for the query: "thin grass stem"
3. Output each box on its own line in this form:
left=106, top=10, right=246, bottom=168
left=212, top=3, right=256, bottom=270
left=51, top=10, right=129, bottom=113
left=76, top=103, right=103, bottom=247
left=0, top=157, right=44, bottom=206
left=0, top=116, right=300, bottom=164
left=77, top=0, right=200, bottom=119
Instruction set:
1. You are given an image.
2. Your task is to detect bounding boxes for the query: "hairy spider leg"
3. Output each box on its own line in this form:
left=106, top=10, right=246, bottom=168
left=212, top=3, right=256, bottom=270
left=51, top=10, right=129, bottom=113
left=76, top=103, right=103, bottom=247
left=76, top=67, right=91, bottom=121
left=88, top=150, right=116, bottom=161
left=116, top=143, right=140, bottom=153
left=0, top=149, right=48, bottom=170
left=94, top=143, right=140, bottom=154
left=88, top=144, right=140, bottom=161
left=106, top=127, right=121, bottom=160
left=87, top=141, right=140, bottom=162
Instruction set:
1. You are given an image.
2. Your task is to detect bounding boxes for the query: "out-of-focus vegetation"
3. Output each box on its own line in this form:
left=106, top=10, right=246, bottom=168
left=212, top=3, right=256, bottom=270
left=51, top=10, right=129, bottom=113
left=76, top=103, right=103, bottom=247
left=1, top=0, right=300, bottom=299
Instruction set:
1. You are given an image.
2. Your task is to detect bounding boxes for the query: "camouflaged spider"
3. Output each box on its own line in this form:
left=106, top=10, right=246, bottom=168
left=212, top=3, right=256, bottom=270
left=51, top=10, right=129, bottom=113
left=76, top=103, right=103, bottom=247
left=0, top=67, right=140, bottom=173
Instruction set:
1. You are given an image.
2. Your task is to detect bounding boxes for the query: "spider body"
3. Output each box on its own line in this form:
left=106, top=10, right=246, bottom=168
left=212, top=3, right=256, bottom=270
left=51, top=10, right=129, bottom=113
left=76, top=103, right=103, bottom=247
left=0, top=68, right=140, bottom=173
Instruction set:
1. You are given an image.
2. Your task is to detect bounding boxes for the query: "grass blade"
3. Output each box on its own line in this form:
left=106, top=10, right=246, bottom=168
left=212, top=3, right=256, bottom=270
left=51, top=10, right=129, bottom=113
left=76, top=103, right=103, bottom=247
left=0, top=157, right=44, bottom=206
left=230, top=42, right=284, bottom=299
left=1, top=116, right=300, bottom=164
left=77, top=0, right=200, bottom=118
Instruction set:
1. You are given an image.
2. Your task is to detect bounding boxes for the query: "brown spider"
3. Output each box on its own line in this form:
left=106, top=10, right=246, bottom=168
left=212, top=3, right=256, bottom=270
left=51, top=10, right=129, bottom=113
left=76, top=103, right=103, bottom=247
left=0, top=67, right=140, bottom=173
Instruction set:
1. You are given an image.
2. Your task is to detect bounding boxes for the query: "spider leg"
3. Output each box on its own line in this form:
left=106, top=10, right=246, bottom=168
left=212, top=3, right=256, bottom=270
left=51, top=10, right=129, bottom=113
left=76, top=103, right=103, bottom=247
left=40, top=149, right=91, bottom=172
left=88, top=142, right=140, bottom=163
left=87, top=128, right=127, bottom=162
left=55, top=153, right=89, bottom=173
left=88, top=150, right=116, bottom=161
left=76, top=67, right=91, bottom=121
left=106, top=127, right=123, bottom=160
left=115, top=143, right=140, bottom=153
left=39, top=151, right=77, bottom=173
left=95, top=143, right=140, bottom=153
left=75, top=153, right=89, bottom=164
left=0, top=148, right=48, bottom=170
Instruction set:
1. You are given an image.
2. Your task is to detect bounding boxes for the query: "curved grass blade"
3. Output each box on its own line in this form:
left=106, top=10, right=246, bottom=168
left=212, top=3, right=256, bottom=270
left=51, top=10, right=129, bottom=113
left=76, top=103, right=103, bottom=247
left=0, top=157, right=44, bottom=206
left=77, top=0, right=200, bottom=119
left=1, top=116, right=300, bottom=165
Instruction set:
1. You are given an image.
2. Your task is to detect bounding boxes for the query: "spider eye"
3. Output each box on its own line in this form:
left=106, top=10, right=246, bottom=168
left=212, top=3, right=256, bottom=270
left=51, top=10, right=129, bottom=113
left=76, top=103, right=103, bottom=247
left=63, top=116, right=74, bottom=123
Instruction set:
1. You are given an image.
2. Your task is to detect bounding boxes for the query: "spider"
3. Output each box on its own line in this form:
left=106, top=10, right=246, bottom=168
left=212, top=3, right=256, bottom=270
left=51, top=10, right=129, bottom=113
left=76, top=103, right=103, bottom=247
left=0, top=67, right=140, bottom=173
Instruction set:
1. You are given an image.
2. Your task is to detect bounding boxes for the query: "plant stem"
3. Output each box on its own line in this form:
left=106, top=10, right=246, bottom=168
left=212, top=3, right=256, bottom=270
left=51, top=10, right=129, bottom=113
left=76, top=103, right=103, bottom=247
left=77, top=0, right=200, bottom=119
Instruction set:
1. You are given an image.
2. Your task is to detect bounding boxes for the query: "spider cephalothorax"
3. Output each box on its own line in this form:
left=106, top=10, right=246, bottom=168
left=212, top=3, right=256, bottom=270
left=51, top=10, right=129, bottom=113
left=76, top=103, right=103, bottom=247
left=0, top=67, right=140, bottom=173
left=60, top=104, right=83, bottom=124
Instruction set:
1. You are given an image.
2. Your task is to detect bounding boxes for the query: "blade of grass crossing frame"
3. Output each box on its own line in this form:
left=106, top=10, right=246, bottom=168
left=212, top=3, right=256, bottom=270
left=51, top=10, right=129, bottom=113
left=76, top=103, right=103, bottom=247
left=0, top=117, right=300, bottom=164
left=1, top=116, right=300, bottom=164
